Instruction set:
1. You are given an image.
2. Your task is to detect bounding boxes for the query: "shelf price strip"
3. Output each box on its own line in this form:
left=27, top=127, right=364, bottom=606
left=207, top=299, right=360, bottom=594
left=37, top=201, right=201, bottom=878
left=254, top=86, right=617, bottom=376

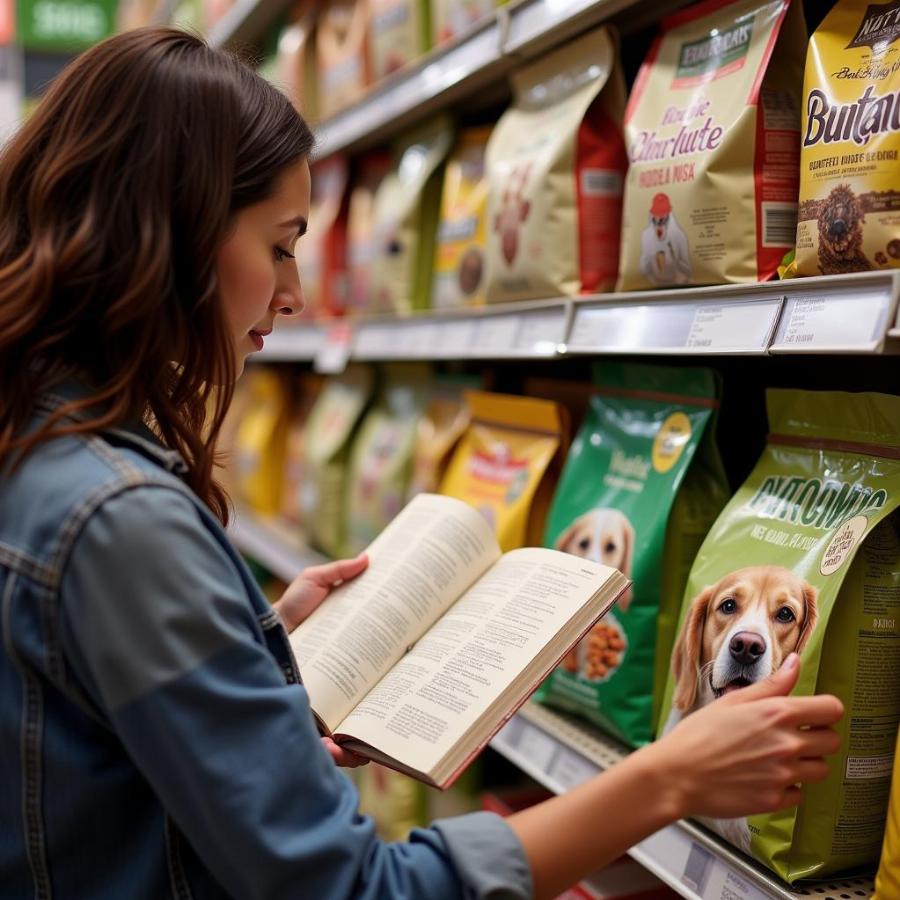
left=770, top=282, right=895, bottom=353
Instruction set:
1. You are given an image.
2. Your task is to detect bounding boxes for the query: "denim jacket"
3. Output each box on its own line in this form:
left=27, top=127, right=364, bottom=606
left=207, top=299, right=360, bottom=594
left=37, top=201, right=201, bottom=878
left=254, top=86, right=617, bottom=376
left=0, top=384, right=533, bottom=899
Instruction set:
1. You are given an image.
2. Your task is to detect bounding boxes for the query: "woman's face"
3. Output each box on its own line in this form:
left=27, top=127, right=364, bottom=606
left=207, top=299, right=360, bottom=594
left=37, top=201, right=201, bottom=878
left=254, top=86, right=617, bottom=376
left=217, top=158, right=311, bottom=376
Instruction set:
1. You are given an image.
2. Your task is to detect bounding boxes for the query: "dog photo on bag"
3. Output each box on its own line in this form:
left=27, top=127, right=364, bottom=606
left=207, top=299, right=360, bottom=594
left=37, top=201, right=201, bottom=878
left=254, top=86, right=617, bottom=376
left=659, top=389, right=900, bottom=883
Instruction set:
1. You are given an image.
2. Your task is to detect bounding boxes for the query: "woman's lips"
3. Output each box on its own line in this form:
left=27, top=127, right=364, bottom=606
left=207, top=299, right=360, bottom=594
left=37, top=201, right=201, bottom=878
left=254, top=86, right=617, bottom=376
left=249, top=331, right=265, bottom=351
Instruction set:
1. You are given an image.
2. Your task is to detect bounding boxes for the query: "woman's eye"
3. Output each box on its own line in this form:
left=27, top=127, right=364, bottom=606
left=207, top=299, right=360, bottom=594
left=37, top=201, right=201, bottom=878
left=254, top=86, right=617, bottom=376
left=776, top=606, right=796, bottom=623
left=719, top=598, right=737, bottom=614
left=274, top=246, right=295, bottom=263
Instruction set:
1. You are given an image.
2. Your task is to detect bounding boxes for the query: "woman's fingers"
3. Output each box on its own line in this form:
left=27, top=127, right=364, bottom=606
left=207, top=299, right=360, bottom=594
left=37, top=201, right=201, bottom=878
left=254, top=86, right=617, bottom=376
left=302, top=554, right=368, bottom=587
left=777, top=694, right=845, bottom=728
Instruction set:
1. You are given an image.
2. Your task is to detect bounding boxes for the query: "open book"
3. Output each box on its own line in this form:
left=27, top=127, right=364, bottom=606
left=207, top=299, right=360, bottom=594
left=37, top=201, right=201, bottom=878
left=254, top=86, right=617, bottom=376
left=289, top=493, right=629, bottom=789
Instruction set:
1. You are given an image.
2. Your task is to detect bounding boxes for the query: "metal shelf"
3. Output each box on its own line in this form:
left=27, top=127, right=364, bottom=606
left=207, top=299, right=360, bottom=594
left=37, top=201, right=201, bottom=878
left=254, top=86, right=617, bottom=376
left=229, top=505, right=328, bottom=581
left=490, top=702, right=877, bottom=900
left=312, top=0, right=690, bottom=158
left=207, top=0, right=295, bottom=49
left=253, top=271, right=900, bottom=366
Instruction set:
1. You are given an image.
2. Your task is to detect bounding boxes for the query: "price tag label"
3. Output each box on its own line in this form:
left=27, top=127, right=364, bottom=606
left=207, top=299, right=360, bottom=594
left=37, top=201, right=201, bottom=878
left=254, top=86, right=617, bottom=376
left=516, top=309, right=567, bottom=355
left=773, top=289, right=891, bottom=352
left=685, top=301, right=781, bottom=352
left=440, top=319, right=478, bottom=357
left=548, top=747, right=596, bottom=791
left=514, top=723, right=558, bottom=773
left=314, top=322, right=353, bottom=373
left=473, top=315, right=522, bottom=353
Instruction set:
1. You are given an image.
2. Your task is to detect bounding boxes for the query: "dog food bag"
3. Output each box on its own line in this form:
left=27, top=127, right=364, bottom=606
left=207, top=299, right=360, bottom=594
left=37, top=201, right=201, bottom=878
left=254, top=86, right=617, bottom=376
left=439, top=391, right=567, bottom=551
left=371, top=117, right=454, bottom=314
left=281, top=374, right=324, bottom=528
left=659, top=388, right=900, bottom=882
left=317, top=0, right=370, bottom=119
left=274, top=1, right=317, bottom=118
left=432, top=0, right=498, bottom=44
left=484, top=26, right=628, bottom=303
left=346, top=152, right=393, bottom=315
left=792, top=0, right=900, bottom=276
left=875, top=727, right=900, bottom=899
left=534, top=363, right=728, bottom=747
left=297, top=155, right=349, bottom=318
left=302, top=367, right=374, bottom=558
left=617, top=0, right=805, bottom=290
left=433, top=125, right=491, bottom=309
left=344, top=368, right=426, bottom=555
left=233, top=368, right=292, bottom=517
left=406, top=377, right=474, bottom=499
left=368, top=0, right=430, bottom=82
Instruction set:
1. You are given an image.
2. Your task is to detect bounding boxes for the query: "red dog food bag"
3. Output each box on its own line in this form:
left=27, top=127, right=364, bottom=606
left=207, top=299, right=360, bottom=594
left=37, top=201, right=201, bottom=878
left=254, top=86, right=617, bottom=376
left=484, top=25, right=628, bottom=303
left=617, top=0, right=806, bottom=290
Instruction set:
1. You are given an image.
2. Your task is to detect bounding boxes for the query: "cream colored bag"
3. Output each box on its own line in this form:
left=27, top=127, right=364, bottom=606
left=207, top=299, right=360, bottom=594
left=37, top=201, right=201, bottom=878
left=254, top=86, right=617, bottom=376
left=617, top=0, right=805, bottom=290
left=371, top=117, right=453, bottom=314
left=484, top=26, right=627, bottom=303
left=794, top=0, right=900, bottom=276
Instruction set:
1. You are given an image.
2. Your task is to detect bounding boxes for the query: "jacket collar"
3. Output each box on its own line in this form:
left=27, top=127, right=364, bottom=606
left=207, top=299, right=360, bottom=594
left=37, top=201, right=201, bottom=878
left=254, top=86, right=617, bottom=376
left=35, top=377, right=189, bottom=478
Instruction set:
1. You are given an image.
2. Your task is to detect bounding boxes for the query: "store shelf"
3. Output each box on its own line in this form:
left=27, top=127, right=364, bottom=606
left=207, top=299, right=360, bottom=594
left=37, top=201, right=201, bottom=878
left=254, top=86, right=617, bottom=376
left=208, top=0, right=295, bottom=49
left=254, top=271, right=900, bottom=365
left=490, top=702, right=877, bottom=900
left=353, top=299, right=571, bottom=362
left=229, top=505, right=328, bottom=581
left=312, top=0, right=689, bottom=158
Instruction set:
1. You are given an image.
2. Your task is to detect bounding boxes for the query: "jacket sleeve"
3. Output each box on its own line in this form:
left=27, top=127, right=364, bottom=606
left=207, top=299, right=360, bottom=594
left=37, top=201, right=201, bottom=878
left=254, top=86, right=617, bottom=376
left=59, top=485, right=533, bottom=900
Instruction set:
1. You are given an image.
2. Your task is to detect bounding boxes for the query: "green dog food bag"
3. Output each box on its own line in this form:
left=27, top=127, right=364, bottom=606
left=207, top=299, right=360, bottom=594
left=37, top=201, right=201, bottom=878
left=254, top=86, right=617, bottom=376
left=535, top=361, right=728, bottom=747
left=659, top=389, right=900, bottom=883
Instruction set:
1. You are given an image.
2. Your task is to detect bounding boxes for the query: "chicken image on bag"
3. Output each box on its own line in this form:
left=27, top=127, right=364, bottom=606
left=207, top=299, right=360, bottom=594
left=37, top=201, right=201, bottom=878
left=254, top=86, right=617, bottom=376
left=535, top=363, right=728, bottom=748
left=659, top=389, right=900, bottom=882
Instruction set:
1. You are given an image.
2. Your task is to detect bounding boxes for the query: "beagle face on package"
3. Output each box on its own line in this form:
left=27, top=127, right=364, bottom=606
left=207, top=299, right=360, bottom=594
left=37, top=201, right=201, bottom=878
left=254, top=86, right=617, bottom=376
left=671, top=565, right=819, bottom=714
left=554, top=508, right=635, bottom=612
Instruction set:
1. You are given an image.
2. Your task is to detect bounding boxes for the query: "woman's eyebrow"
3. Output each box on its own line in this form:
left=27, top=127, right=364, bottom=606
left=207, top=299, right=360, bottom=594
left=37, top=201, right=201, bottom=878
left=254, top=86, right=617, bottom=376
left=279, top=215, right=308, bottom=236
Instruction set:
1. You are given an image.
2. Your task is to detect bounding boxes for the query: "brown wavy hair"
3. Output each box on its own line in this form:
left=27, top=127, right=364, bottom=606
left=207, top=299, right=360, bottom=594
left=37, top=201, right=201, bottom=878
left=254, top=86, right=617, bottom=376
left=0, top=27, right=314, bottom=523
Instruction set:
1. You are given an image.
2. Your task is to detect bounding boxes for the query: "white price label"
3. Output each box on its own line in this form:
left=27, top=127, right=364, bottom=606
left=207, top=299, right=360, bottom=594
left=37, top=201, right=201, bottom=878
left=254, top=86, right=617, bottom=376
left=548, top=748, right=596, bottom=791
left=440, top=319, right=478, bottom=356
left=516, top=310, right=566, bottom=354
left=473, top=315, right=522, bottom=353
left=775, top=291, right=890, bottom=351
left=314, top=323, right=353, bottom=373
left=515, top=725, right=558, bottom=773
left=685, top=302, right=780, bottom=352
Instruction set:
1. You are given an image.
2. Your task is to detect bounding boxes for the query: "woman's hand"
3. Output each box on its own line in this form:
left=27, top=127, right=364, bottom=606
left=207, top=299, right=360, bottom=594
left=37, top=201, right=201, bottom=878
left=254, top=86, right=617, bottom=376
left=274, top=554, right=368, bottom=634
left=321, top=737, right=369, bottom=768
left=645, top=653, right=844, bottom=821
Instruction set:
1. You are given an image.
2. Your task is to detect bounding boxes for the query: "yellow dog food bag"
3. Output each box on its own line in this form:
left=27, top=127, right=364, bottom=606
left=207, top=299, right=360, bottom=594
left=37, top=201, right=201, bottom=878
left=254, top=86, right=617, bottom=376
left=876, top=727, right=900, bottom=898
left=659, top=388, right=900, bottom=882
left=793, top=0, right=900, bottom=276
left=617, top=0, right=806, bottom=290
left=233, top=368, right=292, bottom=517
left=432, top=125, right=492, bottom=309
left=439, top=391, right=567, bottom=551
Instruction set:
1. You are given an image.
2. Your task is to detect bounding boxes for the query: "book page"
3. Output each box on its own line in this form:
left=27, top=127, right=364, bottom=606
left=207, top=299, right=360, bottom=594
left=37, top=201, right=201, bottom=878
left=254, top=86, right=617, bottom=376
left=290, top=494, right=500, bottom=732
left=335, top=547, right=617, bottom=776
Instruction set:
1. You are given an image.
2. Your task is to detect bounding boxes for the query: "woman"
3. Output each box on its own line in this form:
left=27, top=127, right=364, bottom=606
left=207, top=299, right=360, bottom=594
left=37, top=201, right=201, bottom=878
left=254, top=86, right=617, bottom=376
left=0, top=27, right=842, bottom=900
